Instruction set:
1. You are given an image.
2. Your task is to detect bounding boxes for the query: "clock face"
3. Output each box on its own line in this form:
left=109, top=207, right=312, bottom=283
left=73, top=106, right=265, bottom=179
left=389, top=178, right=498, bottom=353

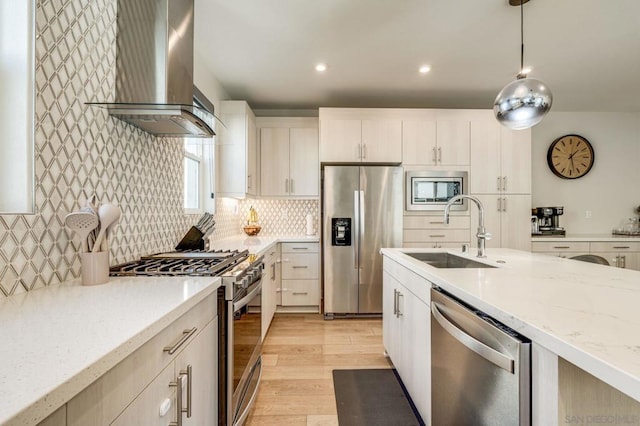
left=547, top=134, right=594, bottom=179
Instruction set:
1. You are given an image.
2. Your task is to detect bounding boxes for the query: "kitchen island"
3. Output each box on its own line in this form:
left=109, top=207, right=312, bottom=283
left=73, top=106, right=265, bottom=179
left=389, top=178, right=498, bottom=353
left=381, top=247, right=640, bottom=425
left=0, top=276, right=220, bottom=425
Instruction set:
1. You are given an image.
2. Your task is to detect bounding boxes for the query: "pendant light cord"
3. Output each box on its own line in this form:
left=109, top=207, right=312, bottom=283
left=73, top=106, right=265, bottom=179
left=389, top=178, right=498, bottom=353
left=519, top=0, right=525, bottom=78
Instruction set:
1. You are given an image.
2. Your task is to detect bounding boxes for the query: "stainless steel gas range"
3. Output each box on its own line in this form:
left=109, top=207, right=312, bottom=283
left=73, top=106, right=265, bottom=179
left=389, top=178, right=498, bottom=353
left=110, top=249, right=264, bottom=426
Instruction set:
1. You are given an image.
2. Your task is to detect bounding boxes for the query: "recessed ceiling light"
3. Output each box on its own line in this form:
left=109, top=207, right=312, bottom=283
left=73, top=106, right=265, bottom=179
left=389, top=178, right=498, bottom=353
left=419, top=65, right=431, bottom=74
left=315, top=63, right=327, bottom=72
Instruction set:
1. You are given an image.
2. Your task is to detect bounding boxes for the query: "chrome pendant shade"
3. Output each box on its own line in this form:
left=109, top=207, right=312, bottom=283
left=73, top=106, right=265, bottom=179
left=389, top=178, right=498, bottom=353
left=494, top=0, right=552, bottom=130
left=494, top=77, right=552, bottom=130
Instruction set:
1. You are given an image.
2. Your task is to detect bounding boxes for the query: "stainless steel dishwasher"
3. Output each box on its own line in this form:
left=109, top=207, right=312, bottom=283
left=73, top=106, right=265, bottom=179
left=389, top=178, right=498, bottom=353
left=430, top=288, right=531, bottom=425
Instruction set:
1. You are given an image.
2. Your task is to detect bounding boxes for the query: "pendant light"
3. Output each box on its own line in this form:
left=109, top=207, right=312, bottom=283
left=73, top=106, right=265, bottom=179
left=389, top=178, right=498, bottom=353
left=494, top=0, right=552, bottom=130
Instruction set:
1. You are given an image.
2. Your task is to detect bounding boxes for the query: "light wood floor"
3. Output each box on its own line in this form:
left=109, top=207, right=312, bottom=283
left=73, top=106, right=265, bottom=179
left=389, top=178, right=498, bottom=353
left=245, top=314, right=391, bottom=426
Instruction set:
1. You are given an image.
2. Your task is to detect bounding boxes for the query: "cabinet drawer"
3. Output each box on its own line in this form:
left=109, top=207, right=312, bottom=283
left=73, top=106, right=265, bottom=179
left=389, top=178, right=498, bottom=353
left=281, top=242, right=319, bottom=253
left=531, top=241, right=590, bottom=253
left=589, top=242, right=640, bottom=252
left=403, top=229, right=470, bottom=243
left=281, top=279, right=320, bottom=306
left=67, top=293, right=217, bottom=425
left=404, top=215, right=470, bottom=229
left=403, top=242, right=467, bottom=249
left=282, top=253, right=319, bottom=279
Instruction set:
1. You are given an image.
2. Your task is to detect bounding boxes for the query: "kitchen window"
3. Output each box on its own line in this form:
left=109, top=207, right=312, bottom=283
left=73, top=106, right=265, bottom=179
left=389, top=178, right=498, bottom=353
left=184, top=139, right=215, bottom=214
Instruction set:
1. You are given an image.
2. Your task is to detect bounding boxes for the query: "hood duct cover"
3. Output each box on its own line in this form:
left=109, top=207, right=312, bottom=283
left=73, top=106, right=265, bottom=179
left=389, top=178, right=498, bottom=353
left=88, top=0, right=216, bottom=137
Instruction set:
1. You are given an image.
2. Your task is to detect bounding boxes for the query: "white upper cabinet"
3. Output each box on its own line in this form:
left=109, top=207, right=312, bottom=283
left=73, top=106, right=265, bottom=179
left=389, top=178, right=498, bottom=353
left=469, top=112, right=531, bottom=250
left=470, top=115, right=531, bottom=194
left=258, top=117, right=319, bottom=198
left=216, top=101, right=258, bottom=197
left=402, top=114, right=470, bottom=166
left=319, top=108, right=402, bottom=163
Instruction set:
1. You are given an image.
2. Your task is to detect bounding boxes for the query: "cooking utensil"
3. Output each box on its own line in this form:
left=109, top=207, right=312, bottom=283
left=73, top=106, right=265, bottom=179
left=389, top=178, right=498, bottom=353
left=93, top=204, right=122, bottom=253
left=65, top=212, right=99, bottom=252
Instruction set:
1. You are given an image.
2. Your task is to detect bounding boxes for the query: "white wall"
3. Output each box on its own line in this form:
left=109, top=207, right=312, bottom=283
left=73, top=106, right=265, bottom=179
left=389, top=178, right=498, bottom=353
left=531, top=112, right=640, bottom=234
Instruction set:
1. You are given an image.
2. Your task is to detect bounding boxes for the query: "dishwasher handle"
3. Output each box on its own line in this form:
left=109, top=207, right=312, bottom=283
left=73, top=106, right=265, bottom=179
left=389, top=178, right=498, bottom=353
left=431, top=301, right=514, bottom=374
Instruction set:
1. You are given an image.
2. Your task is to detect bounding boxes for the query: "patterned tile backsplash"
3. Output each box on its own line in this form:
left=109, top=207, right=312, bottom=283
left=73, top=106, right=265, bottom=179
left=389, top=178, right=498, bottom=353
left=0, top=0, right=320, bottom=298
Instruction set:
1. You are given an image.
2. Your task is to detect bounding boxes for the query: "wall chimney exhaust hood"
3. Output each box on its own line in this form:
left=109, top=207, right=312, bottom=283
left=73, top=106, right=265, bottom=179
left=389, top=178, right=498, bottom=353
left=88, top=0, right=216, bottom=137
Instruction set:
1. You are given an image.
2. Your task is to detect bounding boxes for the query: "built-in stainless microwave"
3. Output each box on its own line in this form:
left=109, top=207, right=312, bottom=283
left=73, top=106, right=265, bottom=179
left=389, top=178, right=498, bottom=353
left=405, top=171, right=468, bottom=211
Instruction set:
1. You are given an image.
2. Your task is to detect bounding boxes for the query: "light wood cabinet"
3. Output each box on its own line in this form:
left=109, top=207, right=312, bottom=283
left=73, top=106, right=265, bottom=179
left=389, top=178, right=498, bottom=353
left=319, top=108, right=402, bottom=163
left=402, top=119, right=470, bottom=166
left=216, top=100, right=258, bottom=197
left=403, top=214, right=470, bottom=248
left=382, top=258, right=431, bottom=423
left=590, top=242, right=640, bottom=269
left=260, top=127, right=318, bottom=197
left=66, top=294, right=217, bottom=426
left=470, top=118, right=531, bottom=194
left=280, top=242, right=320, bottom=310
left=471, top=194, right=532, bottom=251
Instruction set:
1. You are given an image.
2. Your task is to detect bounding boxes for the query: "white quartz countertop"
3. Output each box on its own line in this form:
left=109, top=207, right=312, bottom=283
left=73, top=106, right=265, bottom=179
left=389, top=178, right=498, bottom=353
left=210, top=234, right=320, bottom=256
left=381, top=247, right=640, bottom=402
left=0, top=276, right=220, bottom=425
left=532, top=233, right=640, bottom=242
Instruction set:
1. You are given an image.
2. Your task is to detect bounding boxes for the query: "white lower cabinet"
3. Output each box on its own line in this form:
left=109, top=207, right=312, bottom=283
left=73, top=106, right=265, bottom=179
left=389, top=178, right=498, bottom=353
left=262, top=243, right=281, bottom=339
left=63, top=294, right=217, bottom=426
left=383, top=258, right=431, bottom=424
left=280, top=242, right=320, bottom=310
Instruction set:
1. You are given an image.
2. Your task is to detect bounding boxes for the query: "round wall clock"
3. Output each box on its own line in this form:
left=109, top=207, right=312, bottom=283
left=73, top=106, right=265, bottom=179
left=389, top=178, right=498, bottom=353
left=546, top=134, right=594, bottom=179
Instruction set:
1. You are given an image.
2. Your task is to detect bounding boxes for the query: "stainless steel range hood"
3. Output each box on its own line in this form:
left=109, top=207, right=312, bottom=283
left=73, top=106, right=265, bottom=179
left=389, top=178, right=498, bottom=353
left=88, top=0, right=216, bottom=137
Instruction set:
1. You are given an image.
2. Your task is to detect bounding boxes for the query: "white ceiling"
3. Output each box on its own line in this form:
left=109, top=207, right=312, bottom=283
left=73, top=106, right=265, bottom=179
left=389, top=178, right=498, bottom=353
left=194, top=0, right=640, bottom=112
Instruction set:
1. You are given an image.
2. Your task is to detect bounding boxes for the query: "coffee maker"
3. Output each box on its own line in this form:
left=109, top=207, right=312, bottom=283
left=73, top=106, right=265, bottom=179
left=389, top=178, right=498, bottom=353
left=532, top=207, right=566, bottom=236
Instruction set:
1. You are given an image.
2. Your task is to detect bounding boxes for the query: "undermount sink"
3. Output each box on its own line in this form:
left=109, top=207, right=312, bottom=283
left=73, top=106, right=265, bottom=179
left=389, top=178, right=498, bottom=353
left=405, top=252, right=496, bottom=269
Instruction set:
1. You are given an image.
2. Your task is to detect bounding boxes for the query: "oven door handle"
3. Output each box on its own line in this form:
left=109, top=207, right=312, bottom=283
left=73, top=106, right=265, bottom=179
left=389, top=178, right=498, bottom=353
left=233, top=281, right=262, bottom=312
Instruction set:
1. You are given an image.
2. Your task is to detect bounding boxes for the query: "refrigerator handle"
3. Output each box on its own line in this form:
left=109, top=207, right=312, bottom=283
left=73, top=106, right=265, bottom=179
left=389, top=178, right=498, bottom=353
left=353, top=190, right=359, bottom=270
left=359, top=190, right=365, bottom=242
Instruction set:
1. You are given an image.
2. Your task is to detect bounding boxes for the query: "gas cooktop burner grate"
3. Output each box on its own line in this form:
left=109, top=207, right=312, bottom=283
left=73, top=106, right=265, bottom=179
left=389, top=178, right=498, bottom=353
left=110, top=249, right=248, bottom=277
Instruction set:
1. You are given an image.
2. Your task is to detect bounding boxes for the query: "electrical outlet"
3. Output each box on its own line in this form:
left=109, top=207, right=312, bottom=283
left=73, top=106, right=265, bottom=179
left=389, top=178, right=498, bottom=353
left=585, top=210, right=592, bottom=219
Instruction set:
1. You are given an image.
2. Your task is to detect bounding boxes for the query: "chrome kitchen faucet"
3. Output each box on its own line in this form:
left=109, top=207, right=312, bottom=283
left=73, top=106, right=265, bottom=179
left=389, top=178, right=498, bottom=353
left=444, top=195, right=491, bottom=258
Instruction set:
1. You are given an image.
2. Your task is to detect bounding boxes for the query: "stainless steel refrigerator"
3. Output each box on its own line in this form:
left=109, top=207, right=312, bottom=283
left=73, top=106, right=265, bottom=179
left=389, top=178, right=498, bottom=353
left=322, top=165, right=403, bottom=317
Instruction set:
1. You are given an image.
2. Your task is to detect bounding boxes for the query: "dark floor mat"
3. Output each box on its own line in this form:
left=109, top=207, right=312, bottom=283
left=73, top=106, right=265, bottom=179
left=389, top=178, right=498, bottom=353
left=332, top=369, right=424, bottom=426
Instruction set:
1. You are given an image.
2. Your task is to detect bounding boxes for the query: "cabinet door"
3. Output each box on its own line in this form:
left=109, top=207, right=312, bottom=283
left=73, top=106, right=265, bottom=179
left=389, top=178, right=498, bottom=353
left=402, top=287, right=430, bottom=422
left=361, top=119, right=402, bottom=163
left=382, top=272, right=402, bottom=366
left=500, top=127, right=531, bottom=194
left=281, top=279, right=320, bottom=306
left=111, top=363, right=176, bottom=426
left=174, top=319, right=218, bottom=426
left=470, top=194, right=503, bottom=249
left=289, top=128, right=319, bottom=196
left=402, top=120, right=437, bottom=165
left=246, top=113, right=258, bottom=196
left=319, top=119, right=361, bottom=162
left=501, top=194, right=532, bottom=251
left=260, top=128, right=290, bottom=196
left=470, top=119, right=501, bottom=194
left=437, top=120, right=470, bottom=166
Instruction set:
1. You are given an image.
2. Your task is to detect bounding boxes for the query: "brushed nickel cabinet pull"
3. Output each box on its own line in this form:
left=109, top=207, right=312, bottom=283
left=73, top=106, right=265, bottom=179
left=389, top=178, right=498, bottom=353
left=290, top=178, right=295, bottom=194
left=292, top=292, right=308, bottom=295
left=553, top=246, right=570, bottom=249
left=285, top=178, right=289, bottom=193
left=429, top=234, right=446, bottom=238
left=396, top=292, right=404, bottom=317
left=181, top=365, right=192, bottom=418
left=429, top=221, right=444, bottom=225
left=292, top=265, right=308, bottom=269
left=432, top=147, right=437, bottom=163
left=163, top=327, right=197, bottom=355
left=292, top=247, right=309, bottom=250
left=437, top=146, right=442, bottom=163
left=497, top=176, right=502, bottom=192
left=503, top=176, right=508, bottom=191
left=362, top=143, right=367, bottom=159
left=169, top=374, right=185, bottom=426
left=393, top=289, right=398, bottom=315
left=613, top=246, right=631, bottom=249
